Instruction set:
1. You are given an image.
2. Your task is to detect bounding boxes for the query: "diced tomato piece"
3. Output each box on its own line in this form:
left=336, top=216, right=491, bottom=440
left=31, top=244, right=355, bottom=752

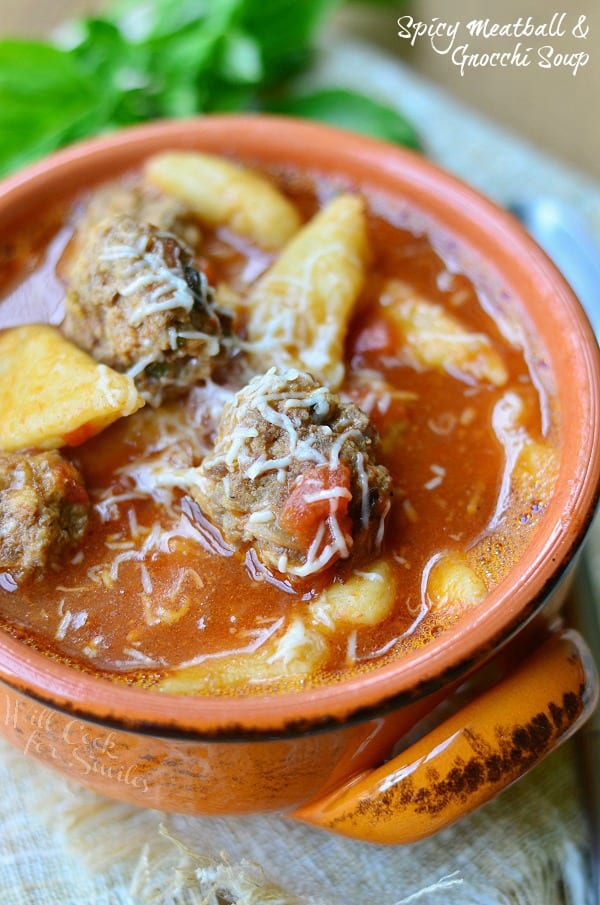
left=63, top=476, right=90, bottom=508
left=53, top=461, right=89, bottom=507
left=280, top=464, right=352, bottom=547
left=197, top=258, right=215, bottom=285
left=62, top=422, right=97, bottom=446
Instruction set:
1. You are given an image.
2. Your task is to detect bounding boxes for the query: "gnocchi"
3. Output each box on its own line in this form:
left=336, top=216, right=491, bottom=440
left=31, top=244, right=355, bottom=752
left=159, top=618, right=328, bottom=694
left=0, top=325, right=143, bottom=452
left=145, top=151, right=301, bottom=250
left=381, top=280, right=508, bottom=386
left=427, top=553, right=487, bottom=616
left=309, top=561, right=396, bottom=630
left=247, top=195, right=369, bottom=388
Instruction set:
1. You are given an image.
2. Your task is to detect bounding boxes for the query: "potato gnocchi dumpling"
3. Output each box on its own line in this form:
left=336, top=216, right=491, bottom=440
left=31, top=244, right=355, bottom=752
left=144, top=151, right=301, bottom=250
left=247, top=195, right=369, bottom=388
left=426, top=552, right=487, bottom=616
left=492, top=391, right=558, bottom=510
left=159, top=617, right=328, bottom=694
left=0, top=325, right=144, bottom=452
left=309, top=561, right=396, bottom=630
left=511, top=440, right=559, bottom=503
left=381, top=280, right=508, bottom=386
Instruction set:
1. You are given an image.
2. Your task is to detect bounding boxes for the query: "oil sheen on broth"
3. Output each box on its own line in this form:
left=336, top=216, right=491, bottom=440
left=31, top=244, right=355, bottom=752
left=0, top=157, right=559, bottom=695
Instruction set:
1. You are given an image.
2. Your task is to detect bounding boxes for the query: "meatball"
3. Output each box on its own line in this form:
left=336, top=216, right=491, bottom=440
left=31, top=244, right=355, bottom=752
left=66, top=178, right=199, bottom=247
left=0, top=451, right=89, bottom=583
left=62, top=216, right=230, bottom=406
left=190, top=369, right=392, bottom=577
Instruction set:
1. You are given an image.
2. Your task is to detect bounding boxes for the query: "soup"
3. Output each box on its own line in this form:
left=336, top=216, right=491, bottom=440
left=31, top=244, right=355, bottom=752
left=0, top=152, right=558, bottom=695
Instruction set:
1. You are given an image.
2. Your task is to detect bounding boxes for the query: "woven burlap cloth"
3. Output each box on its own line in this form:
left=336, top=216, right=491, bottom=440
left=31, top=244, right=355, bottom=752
left=1, top=36, right=599, bottom=904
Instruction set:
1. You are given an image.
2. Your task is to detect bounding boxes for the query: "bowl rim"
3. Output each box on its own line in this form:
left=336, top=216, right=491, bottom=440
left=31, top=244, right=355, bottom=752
left=1, top=114, right=599, bottom=740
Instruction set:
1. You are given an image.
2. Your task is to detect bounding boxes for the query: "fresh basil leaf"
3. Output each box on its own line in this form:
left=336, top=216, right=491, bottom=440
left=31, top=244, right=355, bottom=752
left=239, top=0, right=342, bottom=83
left=219, top=29, right=263, bottom=84
left=67, top=18, right=157, bottom=124
left=266, top=88, right=421, bottom=150
left=75, top=0, right=241, bottom=120
left=111, top=0, right=233, bottom=43
left=69, top=18, right=132, bottom=76
left=140, top=11, right=239, bottom=115
left=147, top=35, right=216, bottom=115
left=0, top=0, right=419, bottom=178
left=0, top=41, right=109, bottom=176
left=0, top=40, right=90, bottom=96
left=206, top=84, right=257, bottom=113
left=156, top=84, right=197, bottom=117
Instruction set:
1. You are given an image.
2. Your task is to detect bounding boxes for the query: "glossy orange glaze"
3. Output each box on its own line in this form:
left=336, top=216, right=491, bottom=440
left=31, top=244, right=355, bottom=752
left=293, top=629, right=598, bottom=843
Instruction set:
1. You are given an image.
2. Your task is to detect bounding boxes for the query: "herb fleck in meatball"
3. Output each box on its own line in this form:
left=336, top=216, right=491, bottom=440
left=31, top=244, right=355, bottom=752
left=62, top=216, right=230, bottom=406
left=0, top=451, right=89, bottom=583
left=190, top=369, right=392, bottom=577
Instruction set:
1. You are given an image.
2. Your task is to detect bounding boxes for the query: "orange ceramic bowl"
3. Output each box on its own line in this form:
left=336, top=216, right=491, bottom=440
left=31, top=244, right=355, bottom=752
left=0, top=116, right=599, bottom=844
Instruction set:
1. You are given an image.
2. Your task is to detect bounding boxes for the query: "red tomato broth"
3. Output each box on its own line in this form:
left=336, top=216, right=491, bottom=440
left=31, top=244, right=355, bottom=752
left=0, top=163, right=558, bottom=693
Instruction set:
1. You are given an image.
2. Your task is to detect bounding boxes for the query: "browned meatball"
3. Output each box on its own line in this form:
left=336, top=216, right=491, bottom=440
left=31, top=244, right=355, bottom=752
left=66, top=177, right=199, bottom=247
left=190, top=369, right=392, bottom=577
left=62, top=216, right=230, bottom=406
left=0, top=451, right=89, bottom=583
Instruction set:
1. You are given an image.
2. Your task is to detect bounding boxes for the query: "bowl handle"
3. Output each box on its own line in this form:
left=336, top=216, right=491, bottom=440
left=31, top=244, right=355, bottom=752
left=290, top=628, right=598, bottom=844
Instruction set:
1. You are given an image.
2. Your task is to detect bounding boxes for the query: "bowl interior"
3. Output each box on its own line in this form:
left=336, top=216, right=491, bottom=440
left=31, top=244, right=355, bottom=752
left=0, top=115, right=599, bottom=738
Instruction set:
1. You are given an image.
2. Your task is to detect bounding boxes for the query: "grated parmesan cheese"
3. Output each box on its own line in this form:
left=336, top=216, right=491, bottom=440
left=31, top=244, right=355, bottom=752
left=247, top=508, right=275, bottom=524
left=55, top=609, right=72, bottom=640
left=266, top=617, right=327, bottom=669
left=345, top=630, right=358, bottom=665
left=424, top=464, right=446, bottom=491
left=99, top=232, right=194, bottom=327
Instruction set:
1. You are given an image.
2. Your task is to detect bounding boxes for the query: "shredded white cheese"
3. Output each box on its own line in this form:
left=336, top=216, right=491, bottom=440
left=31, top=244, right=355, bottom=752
left=100, top=232, right=194, bottom=326
left=247, top=509, right=275, bottom=525
left=424, top=464, right=446, bottom=491
left=265, top=617, right=311, bottom=667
